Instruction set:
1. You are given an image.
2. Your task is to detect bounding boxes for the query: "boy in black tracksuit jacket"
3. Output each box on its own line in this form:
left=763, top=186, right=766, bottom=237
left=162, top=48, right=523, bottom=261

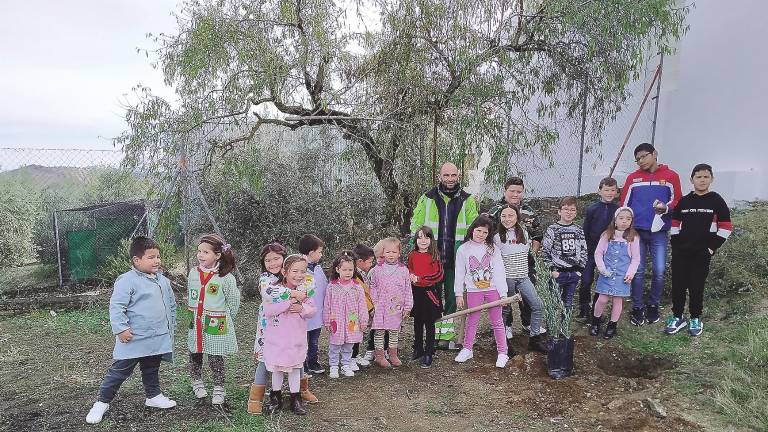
left=665, top=164, right=732, bottom=337
left=579, top=177, right=619, bottom=318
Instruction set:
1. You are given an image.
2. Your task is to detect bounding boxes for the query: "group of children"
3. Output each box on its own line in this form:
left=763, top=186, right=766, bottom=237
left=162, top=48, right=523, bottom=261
left=85, top=160, right=731, bottom=424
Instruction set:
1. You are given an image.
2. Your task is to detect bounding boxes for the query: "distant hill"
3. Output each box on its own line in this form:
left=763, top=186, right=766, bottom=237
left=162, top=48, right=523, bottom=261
left=0, top=164, right=112, bottom=189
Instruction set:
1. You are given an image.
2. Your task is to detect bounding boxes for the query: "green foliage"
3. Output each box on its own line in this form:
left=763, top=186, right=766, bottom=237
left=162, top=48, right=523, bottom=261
left=97, top=237, right=178, bottom=283
left=118, top=0, right=689, bottom=230
left=533, top=259, right=574, bottom=338
left=0, top=182, right=38, bottom=265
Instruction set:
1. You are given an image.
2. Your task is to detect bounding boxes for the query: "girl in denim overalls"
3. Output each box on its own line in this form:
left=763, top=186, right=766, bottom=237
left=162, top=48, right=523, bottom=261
left=590, top=207, right=640, bottom=339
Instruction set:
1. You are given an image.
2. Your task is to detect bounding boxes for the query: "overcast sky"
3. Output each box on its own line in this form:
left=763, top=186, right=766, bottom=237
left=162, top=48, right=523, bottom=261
left=0, top=1, right=178, bottom=150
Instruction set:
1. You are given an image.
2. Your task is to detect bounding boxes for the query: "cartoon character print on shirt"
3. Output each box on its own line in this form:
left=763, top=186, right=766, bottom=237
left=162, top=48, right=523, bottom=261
left=469, top=251, right=493, bottom=289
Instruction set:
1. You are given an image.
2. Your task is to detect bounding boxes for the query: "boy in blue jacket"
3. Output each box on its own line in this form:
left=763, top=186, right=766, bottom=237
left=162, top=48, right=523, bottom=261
left=86, top=236, right=178, bottom=424
left=578, top=177, right=619, bottom=319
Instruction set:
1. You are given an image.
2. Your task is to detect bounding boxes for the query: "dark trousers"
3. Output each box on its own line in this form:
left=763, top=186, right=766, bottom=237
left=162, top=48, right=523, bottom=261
left=671, top=248, right=712, bottom=319
left=413, top=317, right=436, bottom=355
left=305, top=328, right=322, bottom=367
left=580, top=255, right=601, bottom=310
left=97, top=355, right=162, bottom=403
left=555, top=271, right=580, bottom=308
left=188, top=353, right=225, bottom=386
left=366, top=329, right=389, bottom=351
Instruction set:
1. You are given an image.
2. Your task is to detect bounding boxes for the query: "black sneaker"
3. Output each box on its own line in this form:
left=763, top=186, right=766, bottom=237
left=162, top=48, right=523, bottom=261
left=603, top=321, right=618, bottom=339
left=630, top=308, right=646, bottom=326
left=645, top=305, right=660, bottom=324
left=420, top=354, right=433, bottom=368
left=307, top=363, right=325, bottom=374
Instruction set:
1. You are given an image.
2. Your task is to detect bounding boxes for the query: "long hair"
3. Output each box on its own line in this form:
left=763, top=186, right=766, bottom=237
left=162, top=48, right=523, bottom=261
left=329, top=250, right=357, bottom=281
left=602, top=207, right=638, bottom=242
left=276, top=254, right=308, bottom=285
left=463, top=215, right=496, bottom=249
left=259, top=241, right=287, bottom=274
left=496, top=205, right=527, bottom=245
left=199, top=234, right=236, bottom=277
left=413, top=225, right=441, bottom=263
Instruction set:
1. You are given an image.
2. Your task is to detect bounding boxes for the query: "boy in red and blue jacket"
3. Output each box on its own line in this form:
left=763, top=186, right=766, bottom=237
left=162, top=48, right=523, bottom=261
left=620, top=143, right=682, bottom=326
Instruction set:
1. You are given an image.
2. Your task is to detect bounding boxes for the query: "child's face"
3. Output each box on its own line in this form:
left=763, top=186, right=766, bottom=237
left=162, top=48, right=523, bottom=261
left=263, top=251, right=284, bottom=275
left=500, top=207, right=518, bottom=229
left=133, top=248, right=161, bottom=274
left=615, top=210, right=633, bottom=231
left=691, top=170, right=713, bottom=193
left=283, top=260, right=308, bottom=287
left=336, top=260, right=355, bottom=281
left=197, top=242, right=221, bottom=269
left=383, top=243, right=401, bottom=264
left=504, top=184, right=524, bottom=205
left=598, top=185, right=618, bottom=202
left=471, top=226, right=489, bottom=243
left=307, top=247, right=323, bottom=264
left=356, top=256, right=374, bottom=272
left=558, top=205, right=578, bottom=223
left=416, top=231, right=431, bottom=252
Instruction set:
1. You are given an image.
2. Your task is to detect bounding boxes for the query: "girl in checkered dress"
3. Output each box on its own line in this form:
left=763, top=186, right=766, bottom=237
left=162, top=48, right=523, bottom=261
left=186, top=234, right=241, bottom=405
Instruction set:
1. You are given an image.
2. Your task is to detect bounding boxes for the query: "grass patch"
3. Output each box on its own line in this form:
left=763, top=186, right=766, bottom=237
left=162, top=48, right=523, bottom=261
left=0, top=263, right=57, bottom=292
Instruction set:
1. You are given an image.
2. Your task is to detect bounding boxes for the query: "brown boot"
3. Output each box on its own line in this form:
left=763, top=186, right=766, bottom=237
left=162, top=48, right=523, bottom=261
left=246, top=384, right=266, bottom=415
left=374, top=349, right=391, bottom=368
left=387, top=347, right=402, bottom=366
left=290, top=392, right=306, bottom=415
left=299, top=377, right=318, bottom=404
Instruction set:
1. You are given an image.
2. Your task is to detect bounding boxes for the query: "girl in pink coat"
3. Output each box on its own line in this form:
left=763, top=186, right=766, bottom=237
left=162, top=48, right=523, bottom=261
left=323, top=251, right=369, bottom=378
left=263, top=255, right=316, bottom=416
left=369, top=237, right=413, bottom=368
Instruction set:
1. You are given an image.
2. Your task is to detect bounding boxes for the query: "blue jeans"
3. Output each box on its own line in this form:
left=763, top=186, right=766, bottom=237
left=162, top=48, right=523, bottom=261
left=631, top=229, right=669, bottom=309
left=555, top=271, right=580, bottom=308
left=305, top=328, right=322, bottom=367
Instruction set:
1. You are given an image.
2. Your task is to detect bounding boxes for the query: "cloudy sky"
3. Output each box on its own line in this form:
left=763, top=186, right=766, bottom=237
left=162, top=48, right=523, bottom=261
left=0, top=1, right=178, bottom=150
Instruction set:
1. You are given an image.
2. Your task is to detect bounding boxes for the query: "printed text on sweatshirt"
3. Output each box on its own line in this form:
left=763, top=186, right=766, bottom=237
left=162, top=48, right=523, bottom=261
left=542, top=223, right=588, bottom=272
left=671, top=191, right=732, bottom=252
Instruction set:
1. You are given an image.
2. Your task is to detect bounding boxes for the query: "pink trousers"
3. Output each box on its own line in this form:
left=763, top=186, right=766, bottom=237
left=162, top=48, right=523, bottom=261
left=463, top=290, right=507, bottom=354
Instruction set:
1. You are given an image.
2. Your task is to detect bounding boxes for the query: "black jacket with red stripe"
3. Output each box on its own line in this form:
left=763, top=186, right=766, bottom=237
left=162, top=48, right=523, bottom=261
left=670, top=191, right=732, bottom=253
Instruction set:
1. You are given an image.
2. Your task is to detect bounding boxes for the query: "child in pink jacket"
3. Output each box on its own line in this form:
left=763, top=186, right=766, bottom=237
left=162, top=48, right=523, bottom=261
left=323, top=251, right=369, bottom=378
left=369, top=237, right=413, bottom=368
left=263, top=255, right=316, bottom=416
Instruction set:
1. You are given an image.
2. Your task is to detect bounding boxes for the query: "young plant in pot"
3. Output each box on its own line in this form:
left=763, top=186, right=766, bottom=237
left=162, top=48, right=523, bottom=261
left=533, top=260, right=575, bottom=379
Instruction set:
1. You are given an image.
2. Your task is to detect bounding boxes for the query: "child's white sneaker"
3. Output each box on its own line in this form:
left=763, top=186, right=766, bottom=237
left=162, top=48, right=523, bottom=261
left=363, top=350, right=374, bottom=361
left=329, top=366, right=340, bottom=379
left=454, top=348, right=473, bottom=363
left=340, top=365, right=355, bottom=377
left=350, top=361, right=360, bottom=372
left=211, top=386, right=225, bottom=405
left=355, top=356, right=370, bottom=367
left=145, top=393, right=177, bottom=409
left=191, top=379, right=208, bottom=399
left=85, top=401, right=109, bottom=424
left=496, top=353, right=509, bottom=368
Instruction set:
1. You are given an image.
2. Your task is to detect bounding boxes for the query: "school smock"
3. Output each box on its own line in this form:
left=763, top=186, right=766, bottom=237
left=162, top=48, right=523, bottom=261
left=323, top=279, right=368, bottom=345
left=304, top=262, right=328, bottom=331
left=594, top=232, right=641, bottom=297
left=262, top=283, right=316, bottom=372
left=253, top=271, right=279, bottom=359
left=369, top=262, right=413, bottom=330
left=453, top=241, right=507, bottom=299
left=109, top=268, right=177, bottom=361
left=187, top=267, right=241, bottom=356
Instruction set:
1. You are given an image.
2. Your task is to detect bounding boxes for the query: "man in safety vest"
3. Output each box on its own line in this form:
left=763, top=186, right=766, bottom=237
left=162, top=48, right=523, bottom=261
left=410, top=162, right=479, bottom=349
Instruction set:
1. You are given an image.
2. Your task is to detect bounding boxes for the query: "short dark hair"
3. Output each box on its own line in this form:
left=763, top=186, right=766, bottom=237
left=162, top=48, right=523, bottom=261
left=504, top=176, right=524, bottom=190
left=297, top=234, right=325, bottom=255
left=352, top=243, right=374, bottom=261
left=691, top=163, right=713, bottom=178
left=633, top=142, right=655, bottom=156
left=599, top=177, right=618, bottom=189
left=129, top=236, right=160, bottom=259
left=559, top=196, right=578, bottom=209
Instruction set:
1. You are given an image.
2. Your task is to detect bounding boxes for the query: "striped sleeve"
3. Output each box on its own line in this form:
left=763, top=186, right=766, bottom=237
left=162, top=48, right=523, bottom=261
left=670, top=200, right=682, bottom=236
left=420, top=259, right=444, bottom=285
left=709, top=195, right=733, bottom=251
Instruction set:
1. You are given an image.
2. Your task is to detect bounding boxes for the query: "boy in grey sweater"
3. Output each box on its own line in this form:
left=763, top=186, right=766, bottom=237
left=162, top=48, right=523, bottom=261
left=542, top=196, right=588, bottom=308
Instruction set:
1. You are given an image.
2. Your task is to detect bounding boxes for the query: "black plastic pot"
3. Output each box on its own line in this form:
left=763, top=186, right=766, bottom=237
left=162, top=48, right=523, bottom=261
left=546, top=336, right=575, bottom=379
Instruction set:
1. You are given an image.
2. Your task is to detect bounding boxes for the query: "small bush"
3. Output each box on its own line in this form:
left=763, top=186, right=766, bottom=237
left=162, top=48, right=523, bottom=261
left=0, top=182, right=38, bottom=265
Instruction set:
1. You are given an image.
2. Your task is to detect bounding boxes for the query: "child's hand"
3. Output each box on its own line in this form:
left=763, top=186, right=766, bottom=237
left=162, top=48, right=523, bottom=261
left=402, top=309, right=410, bottom=318
left=117, top=328, right=133, bottom=343
left=288, top=303, right=303, bottom=313
left=360, top=324, right=367, bottom=331
left=653, top=199, right=667, bottom=214
left=623, top=274, right=633, bottom=283
left=600, top=269, right=613, bottom=278
left=291, top=290, right=307, bottom=301
left=456, top=296, right=465, bottom=310
left=551, top=271, right=560, bottom=279
left=409, top=274, right=419, bottom=283
left=253, top=351, right=260, bottom=362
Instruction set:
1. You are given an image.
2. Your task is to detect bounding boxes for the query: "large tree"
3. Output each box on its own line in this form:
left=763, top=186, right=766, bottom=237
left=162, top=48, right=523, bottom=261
left=118, top=0, right=687, bottom=231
